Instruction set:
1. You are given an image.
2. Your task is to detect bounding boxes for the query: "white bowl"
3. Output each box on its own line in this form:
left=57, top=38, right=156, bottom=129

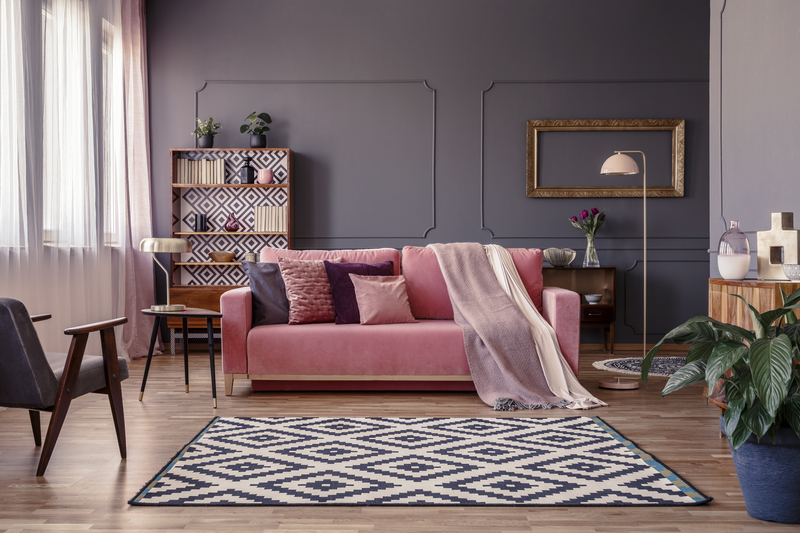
left=543, top=248, right=576, bottom=267
left=585, top=293, right=603, bottom=305
left=783, top=264, right=800, bottom=280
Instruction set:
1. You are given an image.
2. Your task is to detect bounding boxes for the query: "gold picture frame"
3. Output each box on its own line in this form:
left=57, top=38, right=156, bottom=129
left=526, top=119, right=685, bottom=198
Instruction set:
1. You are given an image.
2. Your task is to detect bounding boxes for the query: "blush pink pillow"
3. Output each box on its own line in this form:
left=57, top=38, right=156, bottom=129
left=277, top=256, right=342, bottom=324
left=349, top=274, right=416, bottom=325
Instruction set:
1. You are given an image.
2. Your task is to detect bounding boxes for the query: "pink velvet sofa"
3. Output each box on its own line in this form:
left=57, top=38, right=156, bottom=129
left=220, top=246, right=580, bottom=395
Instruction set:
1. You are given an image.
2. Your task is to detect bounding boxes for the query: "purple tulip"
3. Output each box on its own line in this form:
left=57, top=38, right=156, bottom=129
left=591, top=208, right=599, bottom=216
left=570, top=216, right=578, bottom=223
left=579, top=210, right=589, bottom=220
left=600, top=214, right=606, bottom=221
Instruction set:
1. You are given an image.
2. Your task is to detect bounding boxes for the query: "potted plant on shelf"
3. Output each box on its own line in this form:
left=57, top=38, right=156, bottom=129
left=240, top=112, right=272, bottom=148
left=191, top=117, right=221, bottom=149
left=642, top=289, right=800, bottom=524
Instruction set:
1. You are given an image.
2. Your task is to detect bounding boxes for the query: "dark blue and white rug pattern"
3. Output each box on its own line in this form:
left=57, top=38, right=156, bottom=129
left=129, top=417, right=710, bottom=506
left=592, top=357, right=686, bottom=377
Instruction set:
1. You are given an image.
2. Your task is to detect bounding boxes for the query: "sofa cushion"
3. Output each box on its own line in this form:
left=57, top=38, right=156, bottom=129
left=324, top=260, right=395, bottom=324
left=241, top=262, right=290, bottom=326
left=278, top=256, right=341, bottom=324
left=261, top=248, right=401, bottom=275
left=246, top=320, right=471, bottom=377
left=401, top=246, right=543, bottom=318
left=400, top=246, right=454, bottom=319
left=350, top=274, right=416, bottom=325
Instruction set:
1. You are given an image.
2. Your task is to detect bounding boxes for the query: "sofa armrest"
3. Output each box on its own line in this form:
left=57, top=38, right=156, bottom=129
left=220, top=287, right=252, bottom=375
left=542, top=286, right=580, bottom=375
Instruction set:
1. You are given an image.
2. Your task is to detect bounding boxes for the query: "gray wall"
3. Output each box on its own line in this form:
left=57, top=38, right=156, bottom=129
left=147, top=0, right=710, bottom=344
left=709, top=0, right=800, bottom=278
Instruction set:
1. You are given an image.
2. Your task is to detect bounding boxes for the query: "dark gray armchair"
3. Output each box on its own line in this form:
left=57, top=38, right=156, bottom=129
left=0, top=298, right=129, bottom=476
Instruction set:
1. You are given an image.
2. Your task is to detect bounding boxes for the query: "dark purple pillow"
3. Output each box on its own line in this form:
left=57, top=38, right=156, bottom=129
left=323, top=260, right=394, bottom=324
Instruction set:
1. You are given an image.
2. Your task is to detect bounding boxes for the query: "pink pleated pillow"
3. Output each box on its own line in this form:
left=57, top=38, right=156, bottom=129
left=278, top=256, right=342, bottom=324
left=349, top=274, right=416, bottom=325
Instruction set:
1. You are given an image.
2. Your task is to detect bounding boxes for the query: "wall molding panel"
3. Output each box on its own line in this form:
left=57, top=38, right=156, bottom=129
left=195, top=79, right=437, bottom=240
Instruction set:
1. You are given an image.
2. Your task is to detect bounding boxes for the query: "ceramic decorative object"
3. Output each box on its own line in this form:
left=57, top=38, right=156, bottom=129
left=208, top=251, right=235, bottom=263
left=717, top=220, right=750, bottom=280
left=543, top=248, right=576, bottom=267
left=583, top=234, right=600, bottom=268
left=757, top=212, right=800, bottom=280
left=584, top=293, right=602, bottom=305
left=783, top=264, right=800, bottom=280
left=244, top=252, right=258, bottom=263
left=197, top=135, right=214, bottom=149
left=250, top=134, right=267, bottom=148
left=223, top=213, right=240, bottom=232
left=256, top=168, right=273, bottom=184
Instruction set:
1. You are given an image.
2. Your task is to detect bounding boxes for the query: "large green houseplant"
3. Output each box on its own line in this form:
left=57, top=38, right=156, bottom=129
left=642, top=289, right=800, bottom=523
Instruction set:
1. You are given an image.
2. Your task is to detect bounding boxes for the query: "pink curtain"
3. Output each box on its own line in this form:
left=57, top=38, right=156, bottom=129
left=121, top=0, right=161, bottom=358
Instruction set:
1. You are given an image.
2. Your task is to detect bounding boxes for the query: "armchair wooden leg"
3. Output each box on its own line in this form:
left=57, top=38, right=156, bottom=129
left=100, top=328, right=126, bottom=459
left=29, top=410, right=41, bottom=447
left=37, top=333, right=88, bottom=477
left=225, top=373, right=234, bottom=396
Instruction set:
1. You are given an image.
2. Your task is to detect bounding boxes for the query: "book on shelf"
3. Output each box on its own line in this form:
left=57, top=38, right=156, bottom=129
left=253, top=205, right=288, bottom=233
left=176, top=158, right=226, bottom=185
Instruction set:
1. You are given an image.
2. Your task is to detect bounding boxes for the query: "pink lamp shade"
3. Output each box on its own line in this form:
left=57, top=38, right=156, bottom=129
left=601, top=153, right=640, bottom=175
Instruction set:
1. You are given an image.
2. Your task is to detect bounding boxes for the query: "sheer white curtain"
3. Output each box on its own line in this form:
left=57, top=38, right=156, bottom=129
left=0, top=0, right=155, bottom=358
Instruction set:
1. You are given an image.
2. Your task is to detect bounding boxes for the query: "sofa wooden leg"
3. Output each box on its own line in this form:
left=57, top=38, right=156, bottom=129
left=224, top=374, right=234, bottom=396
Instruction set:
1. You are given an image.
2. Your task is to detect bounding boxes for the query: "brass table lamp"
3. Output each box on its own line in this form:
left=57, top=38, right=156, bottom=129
left=139, top=238, right=192, bottom=312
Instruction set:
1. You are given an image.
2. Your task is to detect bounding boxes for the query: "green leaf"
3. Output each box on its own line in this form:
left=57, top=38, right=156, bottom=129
left=686, top=341, right=716, bottom=364
left=671, top=322, right=718, bottom=345
left=662, top=360, right=707, bottom=396
left=723, top=393, right=744, bottom=438
left=729, top=420, right=753, bottom=451
left=784, top=394, right=800, bottom=440
left=709, top=320, right=756, bottom=344
left=782, top=287, right=800, bottom=307
left=240, top=124, right=249, bottom=134
left=759, top=308, right=795, bottom=332
left=782, top=323, right=800, bottom=343
left=737, top=366, right=758, bottom=406
left=257, top=112, right=272, bottom=123
left=740, top=399, right=773, bottom=440
left=750, top=335, right=793, bottom=417
left=705, top=341, right=748, bottom=386
left=730, top=294, right=767, bottom=338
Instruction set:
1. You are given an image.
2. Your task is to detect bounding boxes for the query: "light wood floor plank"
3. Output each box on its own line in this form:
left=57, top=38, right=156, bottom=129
left=0, top=346, right=790, bottom=532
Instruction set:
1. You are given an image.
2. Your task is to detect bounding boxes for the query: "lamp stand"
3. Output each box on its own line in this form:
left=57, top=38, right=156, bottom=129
left=613, top=150, right=647, bottom=358
left=150, top=253, right=185, bottom=312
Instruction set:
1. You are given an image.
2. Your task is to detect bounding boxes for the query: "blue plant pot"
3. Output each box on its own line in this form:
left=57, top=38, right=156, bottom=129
left=721, top=416, right=800, bottom=523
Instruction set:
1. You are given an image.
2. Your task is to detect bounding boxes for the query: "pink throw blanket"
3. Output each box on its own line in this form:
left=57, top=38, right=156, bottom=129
left=429, top=243, right=567, bottom=410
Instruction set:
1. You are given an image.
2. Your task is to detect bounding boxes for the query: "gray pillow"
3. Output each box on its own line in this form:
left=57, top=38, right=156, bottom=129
left=241, top=262, right=290, bottom=326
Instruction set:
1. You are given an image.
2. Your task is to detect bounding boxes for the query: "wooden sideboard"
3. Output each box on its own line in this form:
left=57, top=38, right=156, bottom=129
left=708, top=278, right=800, bottom=329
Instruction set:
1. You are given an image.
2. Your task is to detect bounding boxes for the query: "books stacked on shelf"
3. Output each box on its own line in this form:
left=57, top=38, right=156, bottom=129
left=254, top=206, right=288, bottom=233
left=176, top=158, right=225, bottom=184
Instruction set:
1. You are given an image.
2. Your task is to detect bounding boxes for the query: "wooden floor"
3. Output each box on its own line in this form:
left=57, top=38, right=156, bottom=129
left=0, top=345, right=794, bottom=532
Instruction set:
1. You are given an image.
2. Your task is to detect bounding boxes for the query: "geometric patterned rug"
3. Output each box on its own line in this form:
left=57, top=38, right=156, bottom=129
left=130, top=417, right=710, bottom=507
left=592, top=357, right=686, bottom=377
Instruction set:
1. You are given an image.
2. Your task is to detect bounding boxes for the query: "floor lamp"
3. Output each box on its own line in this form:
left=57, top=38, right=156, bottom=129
left=599, top=151, right=646, bottom=390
